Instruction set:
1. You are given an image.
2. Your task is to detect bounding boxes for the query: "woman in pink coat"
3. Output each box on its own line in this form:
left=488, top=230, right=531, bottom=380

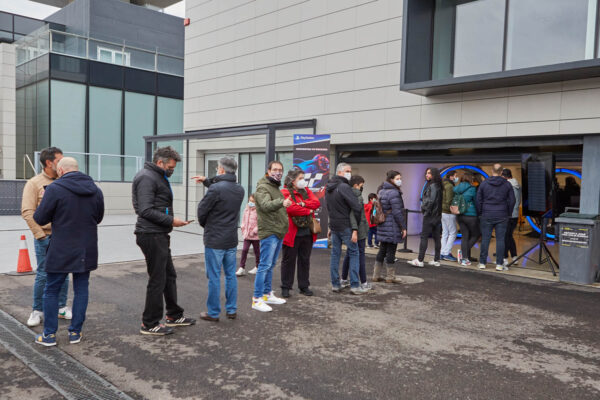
left=237, top=194, right=260, bottom=276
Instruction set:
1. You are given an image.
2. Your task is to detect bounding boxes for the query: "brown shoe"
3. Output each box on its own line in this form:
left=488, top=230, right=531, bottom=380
left=226, top=313, right=237, bottom=320
left=199, top=312, right=219, bottom=322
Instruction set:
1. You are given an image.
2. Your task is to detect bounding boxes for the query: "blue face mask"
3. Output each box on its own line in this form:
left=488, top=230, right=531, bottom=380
left=248, top=202, right=255, bottom=208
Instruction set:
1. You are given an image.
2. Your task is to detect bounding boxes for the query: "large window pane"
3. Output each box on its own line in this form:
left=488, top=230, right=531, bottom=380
left=124, top=92, right=154, bottom=180
left=506, top=0, right=594, bottom=70
left=433, top=0, right=505, bottom=79
left=89, top=87, right=122, bottom=181
left=157, top=54, right=184, bottom=76
left=36, top=80, right=49, bottom=151
left=51, top=31, right=86, bottom=58
left=157, top=97, right=183, bottom=183
left=127, top=47, right=155, bottom=71
left=50, top=80, right=86, bottom=172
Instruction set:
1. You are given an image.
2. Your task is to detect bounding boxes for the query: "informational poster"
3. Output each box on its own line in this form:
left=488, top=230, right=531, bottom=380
left=560, top=226, right=590, bottom=248
left=293, top=134, right=331, bottom=248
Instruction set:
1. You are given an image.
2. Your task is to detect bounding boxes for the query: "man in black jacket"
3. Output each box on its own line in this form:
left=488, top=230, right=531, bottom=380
left=133, top=146, right=195, bottom=336
left=325, top=163, right=366, bottom=294
left=409, top=167, right=443, bottom=268
left=196, top=157, right=244, bottom=321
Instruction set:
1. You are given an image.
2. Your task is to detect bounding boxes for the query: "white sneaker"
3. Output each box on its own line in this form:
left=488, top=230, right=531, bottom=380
left=360, top=282, right=373, bottom=291
left=248, top=267, right=258, bottom=275
left=503, top=259, right=509, bottom=267
left=58, top=306, right=72, bottom=320
left=496, top=265, right=508, bottom=272
left=235, top=267, right=246, bottom=276
left=478, top=263, right=486, bottom=270
left=252, top=298, right=272, bottom=312
left=263, top=291, right=286, bottom=305
left=340, top=279, right=350, bottom=289
left=457, top=250, right=463, bottom=260
left=27, top=310, right=43, bottom=327
left=408, top=259, right=424, bottom=268
left=428, top=260, right=440, bottom=267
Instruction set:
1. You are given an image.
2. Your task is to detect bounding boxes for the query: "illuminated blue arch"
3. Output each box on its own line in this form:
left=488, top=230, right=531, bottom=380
left=526, top=168, right=582, bottom=239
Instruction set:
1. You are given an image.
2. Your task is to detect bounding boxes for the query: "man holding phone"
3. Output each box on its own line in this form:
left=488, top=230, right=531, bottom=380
left=132, top=146, right=196, bottom=336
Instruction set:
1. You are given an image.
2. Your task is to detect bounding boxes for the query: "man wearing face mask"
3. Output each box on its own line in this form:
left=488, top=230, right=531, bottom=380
left=440, top=170, right=459, bottom=262
left=325, top=163, right=365, bottom=294
left=132, top=146, right=195, bottom=335
left=197, top=157, right=244, bottom=321
left=251, top=161, right=293, bottom=312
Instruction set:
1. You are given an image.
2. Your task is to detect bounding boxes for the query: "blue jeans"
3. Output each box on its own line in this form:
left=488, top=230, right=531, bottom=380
left=253, top=235, right=283, bottom=299
left=367, top=227, right=379, bottom=246
left=33, top=236, right=68, bottom=311
left=479, top=217, right=508, bottom=265
left=342, top=238, right=366, bottom=284
left=204, top=247, right=237, bottom=318
left=330, top=229, right=359, bottom=288
left=43, top=271, right=89, bottom=336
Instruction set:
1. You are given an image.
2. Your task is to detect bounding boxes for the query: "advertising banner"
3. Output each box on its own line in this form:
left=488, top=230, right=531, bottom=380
left=293, top=134, right=331, bottom=248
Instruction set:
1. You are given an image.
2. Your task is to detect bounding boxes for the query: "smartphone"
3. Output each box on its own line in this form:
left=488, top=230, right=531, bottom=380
left=187, top=220, right=195, bottom=223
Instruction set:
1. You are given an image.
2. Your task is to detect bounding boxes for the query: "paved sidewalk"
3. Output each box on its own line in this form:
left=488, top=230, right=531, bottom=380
left=1, top=250, right=599, bottom=399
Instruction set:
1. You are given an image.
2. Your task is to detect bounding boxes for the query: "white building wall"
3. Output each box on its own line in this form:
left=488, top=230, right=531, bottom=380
left=0, top=43, right=16, bottom=180
left=184, top=0, right=600, bottom=149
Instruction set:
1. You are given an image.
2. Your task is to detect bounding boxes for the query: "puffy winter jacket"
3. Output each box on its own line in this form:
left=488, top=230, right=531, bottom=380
left=421, top=181, right=442, bottom=218
left=476, top=176, right=516, bottom=218
left=442, top=179, right=455, bottom=214
left=376, top=182, right=406, bottom=243
left=132, top=162, right=175, bottom=234
left=197, top=173, right=245, bottom=249
left=255, top=175, right=289, bottom=240
left=453, top=182, right=477, bottom=217
left=349, top=187, right=368, bottom=240
left=282, top=186, right=321, bottom=247
left=241, top=206, right=259, bottom=240
left=325, top=175, right=362, bottom=232
left=508, top=178, right=521, bottom=218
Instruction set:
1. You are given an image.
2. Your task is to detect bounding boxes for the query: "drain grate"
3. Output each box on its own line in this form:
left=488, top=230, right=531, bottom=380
left=0, top=309, right=134, bottom=400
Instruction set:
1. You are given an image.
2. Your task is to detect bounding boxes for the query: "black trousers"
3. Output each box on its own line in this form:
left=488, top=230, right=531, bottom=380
left=457, top=215, right=481, bottom=260
left=136, top=233, right=184, bottom=328
left=376, top=241, right=398, bottom=264
left=281, top=235, right=313, bottom=290
left=504, top=217, right=518, bottom=258
left=418, top=215, right=442, bottom=262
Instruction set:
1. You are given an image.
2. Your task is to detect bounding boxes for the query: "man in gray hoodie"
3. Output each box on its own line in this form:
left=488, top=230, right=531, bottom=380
left=502, top=168, right=521, bottom=264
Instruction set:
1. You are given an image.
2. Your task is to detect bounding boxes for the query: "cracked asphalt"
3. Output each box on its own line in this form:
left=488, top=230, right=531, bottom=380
left=1, top=249, right=599, bottom=399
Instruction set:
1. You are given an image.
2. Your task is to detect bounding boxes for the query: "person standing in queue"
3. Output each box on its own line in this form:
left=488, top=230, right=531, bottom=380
left=133, top=146, right=196, bottom=336
left=454, top=172, right=480, bottom=266
left=252, top=161, right=292, bottom=312
left=441, top=170, right=459, bottom=262
left=280, top=169, right=321, bottom=298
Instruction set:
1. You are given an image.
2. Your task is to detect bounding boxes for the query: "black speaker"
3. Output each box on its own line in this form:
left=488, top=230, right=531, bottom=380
left=521, top=153, right=555, bottom=218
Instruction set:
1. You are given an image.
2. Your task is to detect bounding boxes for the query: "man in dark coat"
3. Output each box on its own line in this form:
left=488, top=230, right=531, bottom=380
left=325, top=163, right=366, bottom=294
left=409, top=167, right=443, bottom=268
left=196, top=157, right=244, bottom=321
left=476, top=163, right=516, bottom=271
left=33, top=157, right=104, bottom=346
left=133, top=146, right=195, bottom=336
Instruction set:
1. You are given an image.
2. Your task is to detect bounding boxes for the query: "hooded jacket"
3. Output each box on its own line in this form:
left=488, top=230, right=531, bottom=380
left=377, top=181, right=406, bottom=243
left=508, top=178, right=521, bottom=218
left=255, top=175, right=289, bottom=240
left=421, top=181, right=443, bottom=218
left=476, top=176, right=516, bottom=218
left=348, top=187, right=368, bottom=241
left=132, top=162, right=175, bottom=234
left=33, top=171, right=104, bottom=273
left=197, top=173, right=245, bottom=249
left=241, top=205, right=259, bottom=241
left=453, top=182, right=478, bottom=217
left=325, top=175, right=363, bottom=232
left=442, top=178, right=455, bottom=214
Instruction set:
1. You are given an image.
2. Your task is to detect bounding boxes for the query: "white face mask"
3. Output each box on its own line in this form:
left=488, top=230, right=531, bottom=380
left=247, top=202, right=255, bottom=207
left=453, top=177, right=459, bottom=183
left=394, top=179, right=402, bottom=187
left=296, top=179, right=307, bottom=189
left=343, top=172, right=352, bottom=181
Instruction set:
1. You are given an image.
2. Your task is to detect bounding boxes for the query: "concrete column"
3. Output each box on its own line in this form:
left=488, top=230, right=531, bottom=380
left=580, top=135, right=600, bottom=215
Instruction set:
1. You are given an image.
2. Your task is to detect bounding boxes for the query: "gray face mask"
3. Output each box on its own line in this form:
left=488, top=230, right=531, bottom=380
left=165, top=168, right=175, bottom=178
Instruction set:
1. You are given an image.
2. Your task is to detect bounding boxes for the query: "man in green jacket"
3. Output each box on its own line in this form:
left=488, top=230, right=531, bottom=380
left=441, top=170, right=458, bottom=262
left=252, top=161, right=292, bottom=312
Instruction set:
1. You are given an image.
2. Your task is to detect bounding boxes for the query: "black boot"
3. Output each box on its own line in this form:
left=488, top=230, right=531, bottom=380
left=281, top=288, right=291, bottom=298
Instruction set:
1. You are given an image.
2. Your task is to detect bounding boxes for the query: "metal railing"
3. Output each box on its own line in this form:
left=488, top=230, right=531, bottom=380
left=34, top=151, right=143, bottom=182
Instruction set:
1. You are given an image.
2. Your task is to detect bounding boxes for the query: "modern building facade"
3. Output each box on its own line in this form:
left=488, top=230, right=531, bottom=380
left=175, top=0, right=600, bottom=245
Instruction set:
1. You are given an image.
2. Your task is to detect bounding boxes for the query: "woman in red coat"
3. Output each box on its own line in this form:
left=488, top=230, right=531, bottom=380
left=280, top=169, right=321, bottom=298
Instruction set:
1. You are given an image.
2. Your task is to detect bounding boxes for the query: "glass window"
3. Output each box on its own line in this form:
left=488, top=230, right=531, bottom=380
left=14, top=16, right=44, bottom=35
left=506, top=0, right=595, bottom=70
left=89, top=87, right=122, bottom=181
left=432, top=0, right=505, bottom=79
left=157, top=54, right=184, bottom=76
left=126, top=47, right=155, bottom=71
left=36, top=80, right=49, bottom=151
left=249, top=153, right=266, bottom=192
left=157, top=97, right=183, bottom=183
left=0, top=12, right=12, bottom=32
left=124, top=92, right=154, bottom=180
left=50, top=31, right=86, bottom=58
left=0, top=30, right=13, bottom=41
left=50, top=80, right=86, bottom=172
left=276, top=152, right=294, bottom=174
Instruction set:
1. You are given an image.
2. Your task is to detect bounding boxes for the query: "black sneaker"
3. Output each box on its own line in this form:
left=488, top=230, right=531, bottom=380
left=140, top=324, right=174, bottom=336
left=281, top=288, right=290, bottom=298
left=299, top=288, right=314, bottom=296
left=165, top=317, right=196, bottom=327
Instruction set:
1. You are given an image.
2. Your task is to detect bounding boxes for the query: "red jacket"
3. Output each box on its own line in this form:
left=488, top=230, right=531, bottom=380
left=281, top=187, right=321, bottom=247
left=365, top=202, right=376, bottom=228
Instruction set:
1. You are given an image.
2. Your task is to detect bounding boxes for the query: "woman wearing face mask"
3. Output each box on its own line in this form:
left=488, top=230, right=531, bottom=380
left=279, top=169, right=321, bottom=298
left=373, top=170, right=407, bottom=283
left=237, top=194, right=260, bottom=276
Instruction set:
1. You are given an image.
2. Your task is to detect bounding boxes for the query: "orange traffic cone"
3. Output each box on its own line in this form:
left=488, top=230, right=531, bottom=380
left=16, top=235, right=33, bottom=274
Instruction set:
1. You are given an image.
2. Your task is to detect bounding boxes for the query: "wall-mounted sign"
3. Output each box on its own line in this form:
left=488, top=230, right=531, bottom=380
left=560, top=226, right=590, bottom=248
